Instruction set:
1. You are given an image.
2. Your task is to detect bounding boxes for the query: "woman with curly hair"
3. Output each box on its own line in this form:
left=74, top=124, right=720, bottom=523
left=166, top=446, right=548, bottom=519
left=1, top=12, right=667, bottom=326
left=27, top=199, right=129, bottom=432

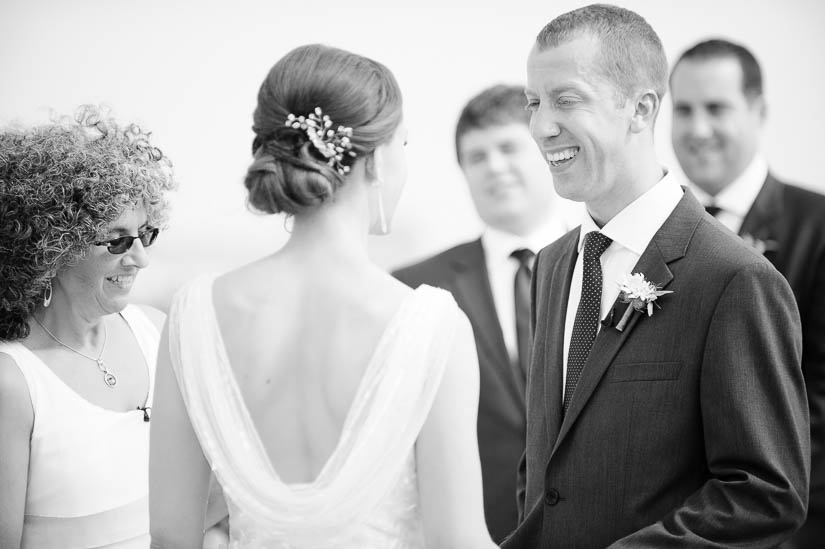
left=0, top=106, right=176, bottom=548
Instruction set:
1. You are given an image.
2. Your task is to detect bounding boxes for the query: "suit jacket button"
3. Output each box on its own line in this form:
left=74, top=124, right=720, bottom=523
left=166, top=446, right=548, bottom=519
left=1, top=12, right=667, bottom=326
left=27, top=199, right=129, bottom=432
left=545, top=489, right=560, bottom=506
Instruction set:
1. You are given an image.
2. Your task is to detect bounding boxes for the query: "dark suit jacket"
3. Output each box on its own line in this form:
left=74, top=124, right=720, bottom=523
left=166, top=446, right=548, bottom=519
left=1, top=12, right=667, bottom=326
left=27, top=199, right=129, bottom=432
left=394, top=240, right=525, bottom=542
left=742, top=174, right=825, bottom=549
left=503, top=190, right=810, bottom=548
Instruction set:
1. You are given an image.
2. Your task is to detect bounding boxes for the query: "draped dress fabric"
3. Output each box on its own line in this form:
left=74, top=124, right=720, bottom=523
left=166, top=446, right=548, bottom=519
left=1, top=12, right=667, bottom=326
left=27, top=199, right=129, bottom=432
left=168, top=274, right=460, bottom=548
left=0, top=305, right=158, bottom=548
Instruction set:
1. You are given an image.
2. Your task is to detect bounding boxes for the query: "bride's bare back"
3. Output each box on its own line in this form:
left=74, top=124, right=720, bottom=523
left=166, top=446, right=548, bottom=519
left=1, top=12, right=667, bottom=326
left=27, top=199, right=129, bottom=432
left=212, top=253, right=411, bottom=484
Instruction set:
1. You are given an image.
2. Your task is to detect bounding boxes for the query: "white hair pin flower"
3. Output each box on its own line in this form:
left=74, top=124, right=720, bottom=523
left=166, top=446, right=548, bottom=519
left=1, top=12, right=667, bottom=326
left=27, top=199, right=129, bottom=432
left=285, top=107, right=356, bottom=176
left=614, top=272, right=673, bottom=331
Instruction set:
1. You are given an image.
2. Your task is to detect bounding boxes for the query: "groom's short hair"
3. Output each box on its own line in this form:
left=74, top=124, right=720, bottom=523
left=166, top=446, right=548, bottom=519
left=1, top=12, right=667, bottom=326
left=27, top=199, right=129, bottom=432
left=454, top=84, right=530, bottom=163
left=535, top=4, right=668, bottom=104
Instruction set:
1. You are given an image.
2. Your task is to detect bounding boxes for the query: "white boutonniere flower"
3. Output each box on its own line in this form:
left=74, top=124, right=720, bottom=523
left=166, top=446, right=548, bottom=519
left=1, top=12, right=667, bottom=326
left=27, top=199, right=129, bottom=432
left=615, top=273, right=673, bottom=331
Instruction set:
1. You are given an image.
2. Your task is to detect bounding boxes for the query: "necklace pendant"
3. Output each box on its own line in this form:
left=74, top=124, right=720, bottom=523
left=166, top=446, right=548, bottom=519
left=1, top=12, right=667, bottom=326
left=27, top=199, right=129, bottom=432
left=104, top=372, right=118, bottom=387
left=33, top=316, right=114, bottom=387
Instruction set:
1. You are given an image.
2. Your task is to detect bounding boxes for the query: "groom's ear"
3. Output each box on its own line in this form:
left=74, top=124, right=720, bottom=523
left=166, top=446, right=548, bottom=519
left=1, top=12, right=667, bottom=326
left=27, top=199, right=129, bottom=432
left=629, top=89, right=660, bottom=133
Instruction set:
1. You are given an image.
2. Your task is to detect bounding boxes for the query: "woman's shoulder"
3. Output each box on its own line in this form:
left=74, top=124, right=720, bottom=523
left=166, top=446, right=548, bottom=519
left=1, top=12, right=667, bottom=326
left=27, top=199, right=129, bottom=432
left=0, top=341, right=36, bottom=379
left=164, top=273, right=219, bottom=316
left=413, top=283, right=458, bottom=305
left=388, top=284, right=471, bottom=359
left=209, top=263, right=280, bottom=312
left=0, top=349, right=35, bottom=423
left=0, top=350, right=25, bottom=385
left=406, top=283, right=465, bottom=323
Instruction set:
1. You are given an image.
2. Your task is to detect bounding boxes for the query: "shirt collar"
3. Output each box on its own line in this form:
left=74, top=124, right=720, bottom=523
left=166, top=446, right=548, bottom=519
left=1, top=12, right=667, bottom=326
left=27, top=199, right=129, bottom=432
left=577, top=170, right=684, bottom=255
left=689, top=154, right=768, bottom=218
left=482, top=208, right=573, bottom=263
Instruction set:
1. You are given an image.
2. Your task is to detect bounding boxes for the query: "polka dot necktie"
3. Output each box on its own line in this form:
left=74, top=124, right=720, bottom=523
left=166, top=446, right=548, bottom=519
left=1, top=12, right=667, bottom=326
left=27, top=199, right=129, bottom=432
left=511, top=248, right=535, bottom=381
left=563, top=231, right=613, bottom=412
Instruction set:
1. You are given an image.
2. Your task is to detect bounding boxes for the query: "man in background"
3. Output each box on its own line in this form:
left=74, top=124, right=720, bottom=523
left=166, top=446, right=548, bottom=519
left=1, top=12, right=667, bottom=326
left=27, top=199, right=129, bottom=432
left=394, top=84, right=575, bottom=542
left=671, top=39, right=825, bottom=548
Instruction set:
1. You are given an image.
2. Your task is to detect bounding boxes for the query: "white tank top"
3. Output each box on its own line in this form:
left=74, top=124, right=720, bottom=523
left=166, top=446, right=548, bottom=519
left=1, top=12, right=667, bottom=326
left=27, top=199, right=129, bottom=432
left=0, top=305, right=159, bottom=549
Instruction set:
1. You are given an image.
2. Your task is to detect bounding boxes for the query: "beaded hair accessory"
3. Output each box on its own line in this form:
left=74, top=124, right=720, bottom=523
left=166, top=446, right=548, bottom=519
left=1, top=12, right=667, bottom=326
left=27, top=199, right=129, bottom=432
left=285, top=107, right=356, bottom=176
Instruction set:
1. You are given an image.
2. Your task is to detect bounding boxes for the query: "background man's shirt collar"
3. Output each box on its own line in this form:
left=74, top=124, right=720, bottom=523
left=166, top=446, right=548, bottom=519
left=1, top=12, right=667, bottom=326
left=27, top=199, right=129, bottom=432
left=689, top=154, right=768, bottom=221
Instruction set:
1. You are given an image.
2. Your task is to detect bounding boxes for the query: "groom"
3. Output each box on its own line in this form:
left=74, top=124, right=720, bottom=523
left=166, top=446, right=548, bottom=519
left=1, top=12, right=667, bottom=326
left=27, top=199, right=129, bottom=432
left=502, top=4, right=810, bottom=548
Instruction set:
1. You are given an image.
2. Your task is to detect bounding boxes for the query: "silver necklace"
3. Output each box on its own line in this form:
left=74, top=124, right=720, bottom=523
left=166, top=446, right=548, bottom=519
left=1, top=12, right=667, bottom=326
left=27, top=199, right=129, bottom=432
left=33, top=316, right=117, bottom=388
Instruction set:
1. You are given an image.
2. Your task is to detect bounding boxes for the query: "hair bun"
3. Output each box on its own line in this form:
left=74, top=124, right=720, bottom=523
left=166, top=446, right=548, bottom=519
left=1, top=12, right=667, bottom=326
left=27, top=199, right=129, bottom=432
left=244, top=143, right=338, bottom=216
left=245, top=44, right=403, bottom=215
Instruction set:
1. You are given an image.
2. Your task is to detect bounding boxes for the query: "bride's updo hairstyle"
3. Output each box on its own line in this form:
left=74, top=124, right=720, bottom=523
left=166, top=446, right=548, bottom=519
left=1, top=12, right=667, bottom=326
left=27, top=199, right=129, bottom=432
left=245, top=44, right=403, bottom=215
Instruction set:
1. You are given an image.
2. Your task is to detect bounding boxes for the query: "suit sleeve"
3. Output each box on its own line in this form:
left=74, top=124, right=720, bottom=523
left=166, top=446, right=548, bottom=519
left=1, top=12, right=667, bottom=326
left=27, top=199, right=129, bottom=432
left=609, top=262, right=810, bottom=548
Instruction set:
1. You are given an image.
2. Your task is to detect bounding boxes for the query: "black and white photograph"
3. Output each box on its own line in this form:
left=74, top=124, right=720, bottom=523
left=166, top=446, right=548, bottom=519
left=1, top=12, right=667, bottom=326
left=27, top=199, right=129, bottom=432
left=1, top=1, right=824, bottom=547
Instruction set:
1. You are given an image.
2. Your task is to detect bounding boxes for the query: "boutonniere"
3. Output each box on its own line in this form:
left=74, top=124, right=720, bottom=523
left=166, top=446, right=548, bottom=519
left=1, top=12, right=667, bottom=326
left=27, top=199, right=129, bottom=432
left=614, top=273, right=673, bottom=331
left=741, top=234, right=779, bottom=255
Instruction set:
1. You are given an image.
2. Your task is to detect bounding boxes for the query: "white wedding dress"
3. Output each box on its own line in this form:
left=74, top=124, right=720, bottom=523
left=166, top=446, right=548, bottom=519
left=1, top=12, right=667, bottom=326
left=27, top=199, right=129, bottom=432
left=168, top=274, right=461, bottom=548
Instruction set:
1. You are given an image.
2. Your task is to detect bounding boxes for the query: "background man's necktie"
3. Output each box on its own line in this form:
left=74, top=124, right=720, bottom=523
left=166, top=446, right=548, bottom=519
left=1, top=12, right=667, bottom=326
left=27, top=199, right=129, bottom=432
left=563, top=232, right=613, bottom=412
left=511, top=248, right=535, bottom=383
left=705, top=204, right=722, bottom=217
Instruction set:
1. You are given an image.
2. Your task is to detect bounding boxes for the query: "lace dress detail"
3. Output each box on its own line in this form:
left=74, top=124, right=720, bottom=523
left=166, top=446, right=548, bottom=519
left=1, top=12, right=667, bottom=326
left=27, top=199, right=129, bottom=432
left=168, top=275, right=460, bottom=548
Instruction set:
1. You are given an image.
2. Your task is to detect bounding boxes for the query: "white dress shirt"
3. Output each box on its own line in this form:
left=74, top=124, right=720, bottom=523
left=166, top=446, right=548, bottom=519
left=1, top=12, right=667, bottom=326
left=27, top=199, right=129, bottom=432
left=688, top=154, right=768, bottom=234
left=482, top=207, right=580, bottom=364
left=562, top=172, right=684, bottom=393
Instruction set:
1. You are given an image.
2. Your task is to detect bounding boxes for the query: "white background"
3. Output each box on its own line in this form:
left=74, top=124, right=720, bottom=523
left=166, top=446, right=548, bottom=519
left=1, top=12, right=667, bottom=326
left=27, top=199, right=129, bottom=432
left=2, top=0, right=823, bottom=310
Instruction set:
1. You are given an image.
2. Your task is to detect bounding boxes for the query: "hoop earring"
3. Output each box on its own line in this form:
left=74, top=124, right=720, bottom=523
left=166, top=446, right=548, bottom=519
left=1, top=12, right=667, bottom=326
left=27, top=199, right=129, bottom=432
left=283, top=214, right=294, bottom=234
left=372, top=179, right=388, bottom=235
left=43, top=279, right=53, bottom=308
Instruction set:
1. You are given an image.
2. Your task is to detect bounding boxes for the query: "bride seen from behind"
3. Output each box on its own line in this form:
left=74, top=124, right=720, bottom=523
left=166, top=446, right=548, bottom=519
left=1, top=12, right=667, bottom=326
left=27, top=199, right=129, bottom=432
left=149, top=44, right=497, bottom=548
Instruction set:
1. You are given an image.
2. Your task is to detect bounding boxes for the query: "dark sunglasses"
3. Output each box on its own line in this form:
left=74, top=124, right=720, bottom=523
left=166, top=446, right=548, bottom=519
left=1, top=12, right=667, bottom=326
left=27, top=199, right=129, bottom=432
left=95, top=227, right=159, bottom=254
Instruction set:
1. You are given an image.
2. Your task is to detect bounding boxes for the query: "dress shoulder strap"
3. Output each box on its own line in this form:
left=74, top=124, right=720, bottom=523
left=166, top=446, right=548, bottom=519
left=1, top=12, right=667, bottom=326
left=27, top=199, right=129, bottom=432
left=0, top=341, right=41, bottom=412
left=119, top=304, right=161, bottom=407
left=119, top=305, right=160, bottom=363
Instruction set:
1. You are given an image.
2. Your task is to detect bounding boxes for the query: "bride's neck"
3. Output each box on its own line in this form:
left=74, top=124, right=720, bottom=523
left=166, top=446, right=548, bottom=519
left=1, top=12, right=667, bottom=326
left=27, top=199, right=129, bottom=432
left=282, top=184, right=371, bottom=263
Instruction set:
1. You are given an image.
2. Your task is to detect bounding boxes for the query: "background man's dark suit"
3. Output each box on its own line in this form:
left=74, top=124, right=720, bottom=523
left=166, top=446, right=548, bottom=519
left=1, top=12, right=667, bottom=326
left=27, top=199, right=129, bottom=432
left=670, top=38, right=825, bottom=547
left=504, top=191, right=810, bottom=548
left=394, top=240, right=525, bottom=542
left=742, top=174, right=825, bottom=547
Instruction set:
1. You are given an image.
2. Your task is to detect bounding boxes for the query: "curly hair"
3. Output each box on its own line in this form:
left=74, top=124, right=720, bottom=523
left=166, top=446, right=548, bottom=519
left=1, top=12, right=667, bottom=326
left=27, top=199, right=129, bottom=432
left=0, top=105, right=177, bottom=341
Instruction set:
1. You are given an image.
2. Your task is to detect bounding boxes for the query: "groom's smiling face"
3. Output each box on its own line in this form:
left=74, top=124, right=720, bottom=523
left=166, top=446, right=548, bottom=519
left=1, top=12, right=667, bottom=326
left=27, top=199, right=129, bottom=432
left=525, top=34, right=636, bottom=209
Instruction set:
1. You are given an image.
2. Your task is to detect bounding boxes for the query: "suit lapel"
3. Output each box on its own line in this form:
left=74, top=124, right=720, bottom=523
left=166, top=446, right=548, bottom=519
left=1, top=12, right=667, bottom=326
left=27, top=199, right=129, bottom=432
left=450, top=239, right=525, bottom=405
left=739, top=174, right=784, bottom=263
left=541, top=237, right=578, bottom=445
left=550, top=190, right=702, bottom=455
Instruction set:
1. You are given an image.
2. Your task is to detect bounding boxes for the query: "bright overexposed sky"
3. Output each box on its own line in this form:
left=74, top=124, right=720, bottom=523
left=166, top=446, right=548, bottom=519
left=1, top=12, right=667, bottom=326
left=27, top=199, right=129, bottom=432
left=2, top=0, right=823, bottom=309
